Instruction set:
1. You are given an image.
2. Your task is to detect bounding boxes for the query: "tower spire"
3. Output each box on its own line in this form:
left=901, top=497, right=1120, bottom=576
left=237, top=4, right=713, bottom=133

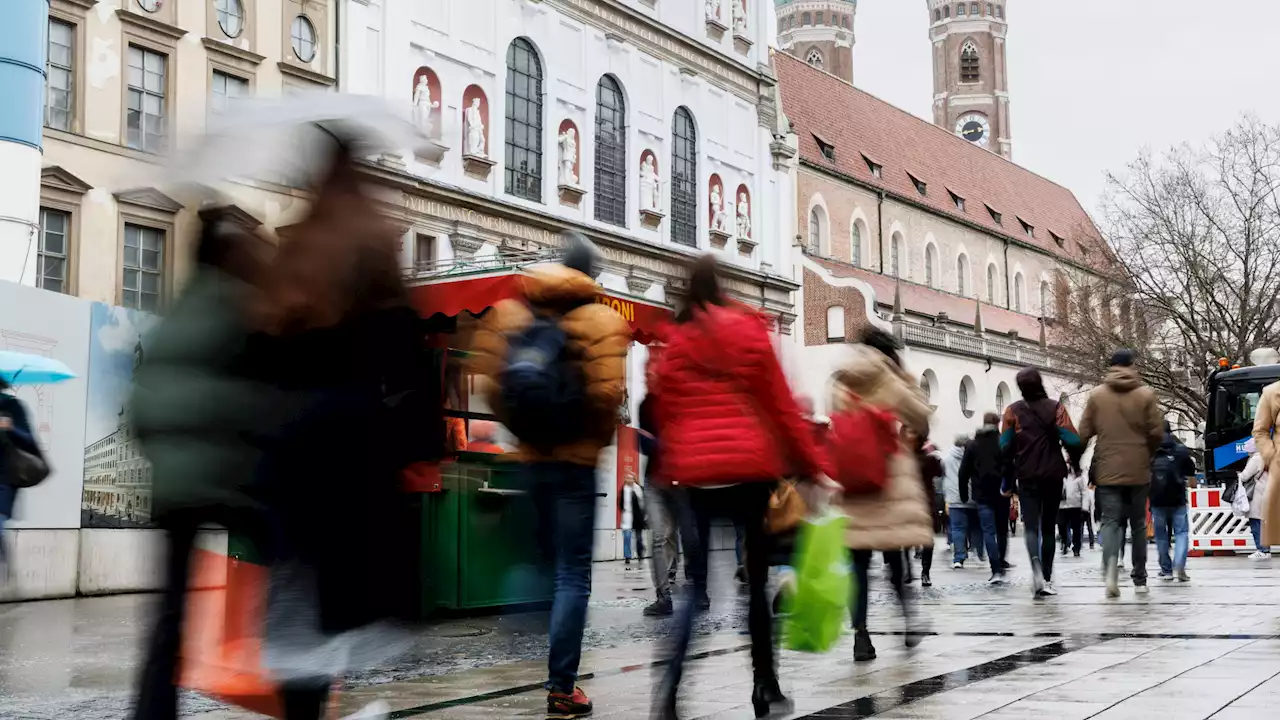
left=926, top=0, right=1012, bottom=159
left=775, top=1, right=858, bottom=84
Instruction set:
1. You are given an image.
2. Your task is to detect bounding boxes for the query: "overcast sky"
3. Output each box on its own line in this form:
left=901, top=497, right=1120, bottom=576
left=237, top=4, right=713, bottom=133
left=785, top=0, right=1280, bottom=212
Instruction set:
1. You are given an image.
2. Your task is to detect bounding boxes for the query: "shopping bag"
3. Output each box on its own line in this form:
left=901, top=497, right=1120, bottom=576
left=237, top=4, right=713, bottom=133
left=179, top=548, right=286, bottom=717
left=782, top=512, right=852, bottom=653
left=1232, top=482, right=1251, bottom=517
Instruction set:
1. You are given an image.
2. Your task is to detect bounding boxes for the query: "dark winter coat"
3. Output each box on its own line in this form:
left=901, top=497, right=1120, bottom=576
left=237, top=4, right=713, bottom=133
left=960, top=424, right=1007, bottom=506
left=1000, top=369, right=1083, bottom=487
left=0, top=393, right=39, bottom=518
left=1150, top=431, right=1195, bottom=508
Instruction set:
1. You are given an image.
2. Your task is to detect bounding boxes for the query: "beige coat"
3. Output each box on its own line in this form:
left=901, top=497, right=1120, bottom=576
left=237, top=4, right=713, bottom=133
left=1250, top=381, right=1280, bottom=546
left=830, top=346, right=934, bottom=550
left=1078, top=366, right=1164, bottom=486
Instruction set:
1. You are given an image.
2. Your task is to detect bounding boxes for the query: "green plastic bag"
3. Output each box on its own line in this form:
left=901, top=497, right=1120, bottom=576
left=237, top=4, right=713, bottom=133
left=782, top=511, right=853, bottom=653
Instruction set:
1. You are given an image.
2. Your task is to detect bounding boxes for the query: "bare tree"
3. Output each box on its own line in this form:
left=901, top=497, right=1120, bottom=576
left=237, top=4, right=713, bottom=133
left=1055, top=116, right=1280, bottom=429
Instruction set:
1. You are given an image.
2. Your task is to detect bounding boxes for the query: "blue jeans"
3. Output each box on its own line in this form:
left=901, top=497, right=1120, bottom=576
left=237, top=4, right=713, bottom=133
left=1151, top=505, right=1189, bottom=573
left=949, top=507, right=982, bottom=563
left=1250, top=519, right=1268, bottom=553
left=528, top=463, right=597, bottom=694
left=975, top=504, right=1003, bottom=570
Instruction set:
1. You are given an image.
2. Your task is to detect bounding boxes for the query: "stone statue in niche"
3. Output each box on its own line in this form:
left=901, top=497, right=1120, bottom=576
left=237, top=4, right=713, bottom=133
left=639, top=155, right=661, bottom=211
left=736, top=192, right=751, bottom=238
left=557, top=127, right=578, bottom=186
left=464, top=98, right=486, bottom=157
left=733, top=0, right=747, bottom=33
left=710, top=185, right=729, bottom=232
left=412, top=75, right=440, bottom=136
left=705, top=0, right=720, bottom=22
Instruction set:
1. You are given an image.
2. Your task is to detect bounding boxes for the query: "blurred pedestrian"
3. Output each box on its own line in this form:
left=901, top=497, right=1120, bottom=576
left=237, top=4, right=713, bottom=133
left=832, top=327, right=933, bottom=662
left=650, top=255, right=822, bottom=720
left=906, top=427, right=941, bottom=587
left=1250, top=379, right=1280, bottom=553
left=1236, top=443, right=1269, bottom=559
left=0, top=377, right=40, bottom=581
left=1079, top=350, right=1163, bottom=598
left=1058, top=471, right=1086, bottom=557
left=621, top=475, right=646, bottom=568
left=466, top=419, right=506, bottom=454
left=638, top=383, right=688, bottom=617
left=1000, top=367, right=1083, bottom=599
left=1151, top=421, right=1194, bottom=580
left=959, top=413, right=1008, bottom=583
left=469, top=233, right=629, bottom=719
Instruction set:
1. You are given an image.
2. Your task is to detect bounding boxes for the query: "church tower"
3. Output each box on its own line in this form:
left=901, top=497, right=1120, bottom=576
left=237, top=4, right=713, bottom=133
left=927, top=1, right=1012, bottom=159
left=775, top=0, right=858, bottom=84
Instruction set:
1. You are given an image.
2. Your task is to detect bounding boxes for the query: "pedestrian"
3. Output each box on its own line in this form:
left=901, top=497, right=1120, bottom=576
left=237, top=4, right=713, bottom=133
left=942, top=434, right=977, bottom=569
left=1237, top=445, right=1270, bottom=559
left=0, top=377, right=41, bottom=581
left=650, top=254, right=823, bottom=720
left=621, top=475, right=646, bottom=568
left=959, top=412, right=1008, bottom=582
left=469, top=232, right=630, bottom=719
left=1000, top=367, right=1083, bottom=598
left=1250, top=379, right=1280, bottom=553
left=1078, top=350, right=1164, bottom=599
left=1082, top=476, right=1097, bottom=550
left=831, top=327, right=933, bottom=662
left=907, top=428, right=942, bottom=587
left=638, top=385, right=688, bottom=617
left=1058, top=471, right=1086, bottom=557
left=1150, top=421, right=1195, bottom=580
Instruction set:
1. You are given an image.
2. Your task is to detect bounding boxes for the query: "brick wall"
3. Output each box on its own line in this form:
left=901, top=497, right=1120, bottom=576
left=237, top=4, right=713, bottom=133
left=802, top=267, right=874, bottom=346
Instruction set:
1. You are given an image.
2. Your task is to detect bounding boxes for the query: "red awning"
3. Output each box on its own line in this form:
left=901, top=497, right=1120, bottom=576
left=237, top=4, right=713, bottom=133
left=409, top=272, right=672, bottom=345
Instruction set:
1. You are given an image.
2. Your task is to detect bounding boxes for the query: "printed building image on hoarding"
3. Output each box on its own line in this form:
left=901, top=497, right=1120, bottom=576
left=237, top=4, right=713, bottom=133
left=80, top=303, right=156, bottom=529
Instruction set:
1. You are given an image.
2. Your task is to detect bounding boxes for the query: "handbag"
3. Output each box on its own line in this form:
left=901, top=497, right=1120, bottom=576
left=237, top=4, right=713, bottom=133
left=767, top=479, right=808, bottom=534
left=0, top=429, right=50, bottom=489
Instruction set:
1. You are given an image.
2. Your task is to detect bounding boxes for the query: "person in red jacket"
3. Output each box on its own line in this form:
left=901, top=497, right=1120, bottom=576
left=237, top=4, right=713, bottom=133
left=650, top=255, right=823, bottom=720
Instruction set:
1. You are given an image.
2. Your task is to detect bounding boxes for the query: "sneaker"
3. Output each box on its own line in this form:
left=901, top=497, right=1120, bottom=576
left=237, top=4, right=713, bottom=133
left=1073, top=550, right=1081, bottom=558
left=853, top=628, right=877, bottom=662
left=1040, top=581, right=1058, bottom=596
left=1135, top=584, right=1149, bottom=595
left=951, top=561, right=963, bottom=570
left=547, top=687, right=593, bottom=719
left=644, top=596, right=674, bottom=617
left=1031, top=559, right=1046, bottom=598
left=1176, top=569, right=1191, bottom=582
left=987, top=573, right=1006, bottom=584
left=1104, top=559, right=1120, bottom=598
left=1250, top=551, right=1270, bottom=560
left=921, top=573, right=932, bottom=587
left=1158, top=571, right=1174, bottom=581
left=341, top=700, right=391, bottom=720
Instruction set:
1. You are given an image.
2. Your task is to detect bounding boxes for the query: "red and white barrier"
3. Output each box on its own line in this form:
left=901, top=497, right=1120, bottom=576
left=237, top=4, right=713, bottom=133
left=1188, top=487, right=1256, bottom=556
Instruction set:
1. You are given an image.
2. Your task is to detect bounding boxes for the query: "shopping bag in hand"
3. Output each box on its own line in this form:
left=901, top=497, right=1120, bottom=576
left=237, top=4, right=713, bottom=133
left=782, top=512, right=852, bottom=653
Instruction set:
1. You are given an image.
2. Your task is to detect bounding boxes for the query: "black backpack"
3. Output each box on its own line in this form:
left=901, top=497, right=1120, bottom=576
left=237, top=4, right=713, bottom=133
left=500, top=316, right=588, bottom=453
left=1150, top=448, right=1186, bottom=507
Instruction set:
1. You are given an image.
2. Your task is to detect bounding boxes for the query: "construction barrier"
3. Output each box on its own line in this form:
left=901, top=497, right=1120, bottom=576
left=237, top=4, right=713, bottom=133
left=1188, top=487, right=1256, bottom=556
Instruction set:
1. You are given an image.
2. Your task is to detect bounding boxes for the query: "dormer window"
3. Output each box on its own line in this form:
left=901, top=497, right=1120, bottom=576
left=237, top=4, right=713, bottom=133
left=986, top=204, right=1002, bottom=225
left=863, top=154, right=882, bottom=179
left=814, top=133, right=835, bottom=162
left=908, top=172, right=927, bottom=196
left=1050, top=230, right=1067, bottom=248
left=948, top=189, right=965, bottom=212
left=1019, top=217, right=1035, bottom=238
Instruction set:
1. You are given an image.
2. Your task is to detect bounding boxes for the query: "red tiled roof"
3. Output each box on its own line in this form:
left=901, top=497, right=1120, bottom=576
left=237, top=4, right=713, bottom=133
left=775, top=52, right=1106, bottom=267
left=812, top=257, right=1043, bottom=339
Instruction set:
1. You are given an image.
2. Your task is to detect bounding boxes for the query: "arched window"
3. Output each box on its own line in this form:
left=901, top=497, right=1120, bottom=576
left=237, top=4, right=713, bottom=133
left=944, top=5, right=951, bottom=18
left=801, top=11, right=811, bottom=24
left=891, top=233, right=903, bottom=278
left=961, top=40, right=980, bottom=83
left=808, top=206, right=825, bottom=254
left=960, top=376, right=976, bottom=418
left=1040, top=280, right=1051, bottom=317
left=957, top=254, right=969, bottom=296
left=971, top=2, right=980, bottom=15
left=996, top=382, right=1010, bottom=413
left=986, top=264, right=998, bottom=304
left=826, top=306, right=845, bottom=343
left=805, top=48, right=824, bottom=70
left=934, top=8, right=942, bottom=22
left=851, top=221, right=862, bottom=267
left=505, top=38, right=544, bottom=202
left=593, top=75, right=626, bottom=227
left=1014, top=273, right=1025, bottom=313
left=995, top=5, right=1003, bottom=19
left=925, top=244, right=938, bottom=288
left=920, top=370, right=937, bottom=404
left=670, top=107, right=697, bottom=247
left=957, top=3, right=966, bottom=16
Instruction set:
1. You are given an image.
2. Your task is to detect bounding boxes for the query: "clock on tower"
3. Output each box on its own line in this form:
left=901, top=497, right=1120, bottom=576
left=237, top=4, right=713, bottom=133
left=954, top=113, right=991, bottom=148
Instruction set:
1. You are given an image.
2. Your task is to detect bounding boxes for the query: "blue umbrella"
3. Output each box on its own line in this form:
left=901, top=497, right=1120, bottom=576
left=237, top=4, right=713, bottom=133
left=0, top=351, right=77, bottom=386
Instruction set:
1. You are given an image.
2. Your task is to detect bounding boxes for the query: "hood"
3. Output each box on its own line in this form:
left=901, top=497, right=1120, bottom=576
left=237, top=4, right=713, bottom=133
left=976, top=424, right=999, bottom=438
left=521, top=264, right=600, bottom=308
left=1016, top=367, right=1048, bottom=401
left=1104, top=365, right=1143, bottom=393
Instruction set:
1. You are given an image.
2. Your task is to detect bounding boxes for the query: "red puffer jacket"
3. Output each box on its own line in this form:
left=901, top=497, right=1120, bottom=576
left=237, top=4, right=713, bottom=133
left=653, top=304, right=821, bottom=487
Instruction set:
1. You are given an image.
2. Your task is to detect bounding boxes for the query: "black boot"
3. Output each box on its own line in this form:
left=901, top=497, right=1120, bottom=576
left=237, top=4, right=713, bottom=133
left=751, top=678, right=792, bottom=718
left=644, top=595, right=673, bottom=617
left=854, top=628, right=877, bottom=661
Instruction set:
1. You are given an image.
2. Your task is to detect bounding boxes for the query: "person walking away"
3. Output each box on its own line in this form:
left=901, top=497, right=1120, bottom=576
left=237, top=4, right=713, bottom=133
left=1082, top=475, right=1097, bottom=550
left=832, top=328, right=933, bottom=662
left=1079, top=350, right=1163, bottom=599
left=638, top=386, right=689, bottom=617
left=941, top=435, right=977, bottom=569
left=1250, top=380, right=1280, bottom=553
left=1237, top=444, right=1270, bottom=559
left=907, top=428, right=942, bottom=587
left=0, top=378, right=41, bottom=582
left=1000, top=367, right=1083, bottom=598
left=1058, top=471, right=1086, bottom=557
left=469, top=233, right=629, bottom=719
left=650, top=255, right=823, bottom=720
left=959, top=413, right=1008, bottom=582
left=621, top=476, right=646, bottom=568
left=1150, top=421, right=1194, bottom=580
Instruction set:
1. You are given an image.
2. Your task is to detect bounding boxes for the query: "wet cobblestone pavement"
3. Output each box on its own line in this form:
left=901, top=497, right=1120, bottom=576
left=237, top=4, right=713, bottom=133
left=0, top=545, right=1277, bottom=719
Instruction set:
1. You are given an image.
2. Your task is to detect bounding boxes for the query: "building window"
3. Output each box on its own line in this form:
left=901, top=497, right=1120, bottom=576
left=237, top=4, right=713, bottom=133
left=949, top=189, right=965, bottom=211
left=815, top=11, right=823, bottom=23
left=957, top=3, right=966, bottom=16
left=987, top=3, right=995, bottom=15
left=863, top=154, right=882, bottom=178
left=801, top=11, right=810, bottom=24
left=987, top=264, right=998, bottom=304
left=593, top=75, right=627, bottom=227
left=215, top=0, right=245, bottom=38
left=670, top=107, right=697, bottom=247
left=826, top=306, right=845, bottom=343
left=920, top=373, right=933, bottom=403
left=210, top=70, right=248, bottom=115
left=46, top=19, right=74, bottom=132
left=1020, top=218, right=1036, bottom=238
left=38, top=208, right=70, bottom=294
left=996, top=382, right=1009, bottom=413
left=957, top=253, right=969, bottom=296
left=909, top=173, right=926, bottom=196
left=987, top=205, right=1002, bottom=225
left=291, top=15, right=317, bottom=62
left=851, top=222, right=862, bottom=267
left=971, top=2, right=980, bottom=15
left=1014, top=273, right=1025, bottom=312
left=815, top=135, right=835, bottom=161
left=808, top=207, right=824, bottom=254
left=1050, top=230, right=1066, bottom=247
left=126, top=45, right=167, bottom=153
left=415, top=234, right=435, bottom=270
left=960, top=376, right=975, bottom=418
left=995, top=5, right=1003, bottom=19
left=122, top=223, right=164, bottom=312
left=805, top=48, right=824, bottom=70
left=844, top=15, right=851, bottom=28
left=891, top=233, right=903, bottom=278
left=925, top=244, right=938, bottom=288
left=934, top=8, right=942, bottom=22
left=944, top=5, right=950, bottom=18
left=960, top=40, right=980, bottom=83
left=505, top=38, right=544, bottom=203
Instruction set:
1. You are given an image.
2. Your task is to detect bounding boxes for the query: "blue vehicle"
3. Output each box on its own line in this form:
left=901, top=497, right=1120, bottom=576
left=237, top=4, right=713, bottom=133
left=1205, top=362, right=1280, bottom=486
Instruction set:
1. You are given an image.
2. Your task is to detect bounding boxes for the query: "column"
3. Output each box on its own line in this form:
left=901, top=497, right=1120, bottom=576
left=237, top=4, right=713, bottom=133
left=0, top=0, right=48, bottom=286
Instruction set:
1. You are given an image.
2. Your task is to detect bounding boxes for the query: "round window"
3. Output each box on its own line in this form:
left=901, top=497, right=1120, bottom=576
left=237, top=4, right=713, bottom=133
left=215, top=0, right=245, bottom=38
left=137, top=0, right=162, bottom=12
left=291, top=15, right=317, bottom=63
